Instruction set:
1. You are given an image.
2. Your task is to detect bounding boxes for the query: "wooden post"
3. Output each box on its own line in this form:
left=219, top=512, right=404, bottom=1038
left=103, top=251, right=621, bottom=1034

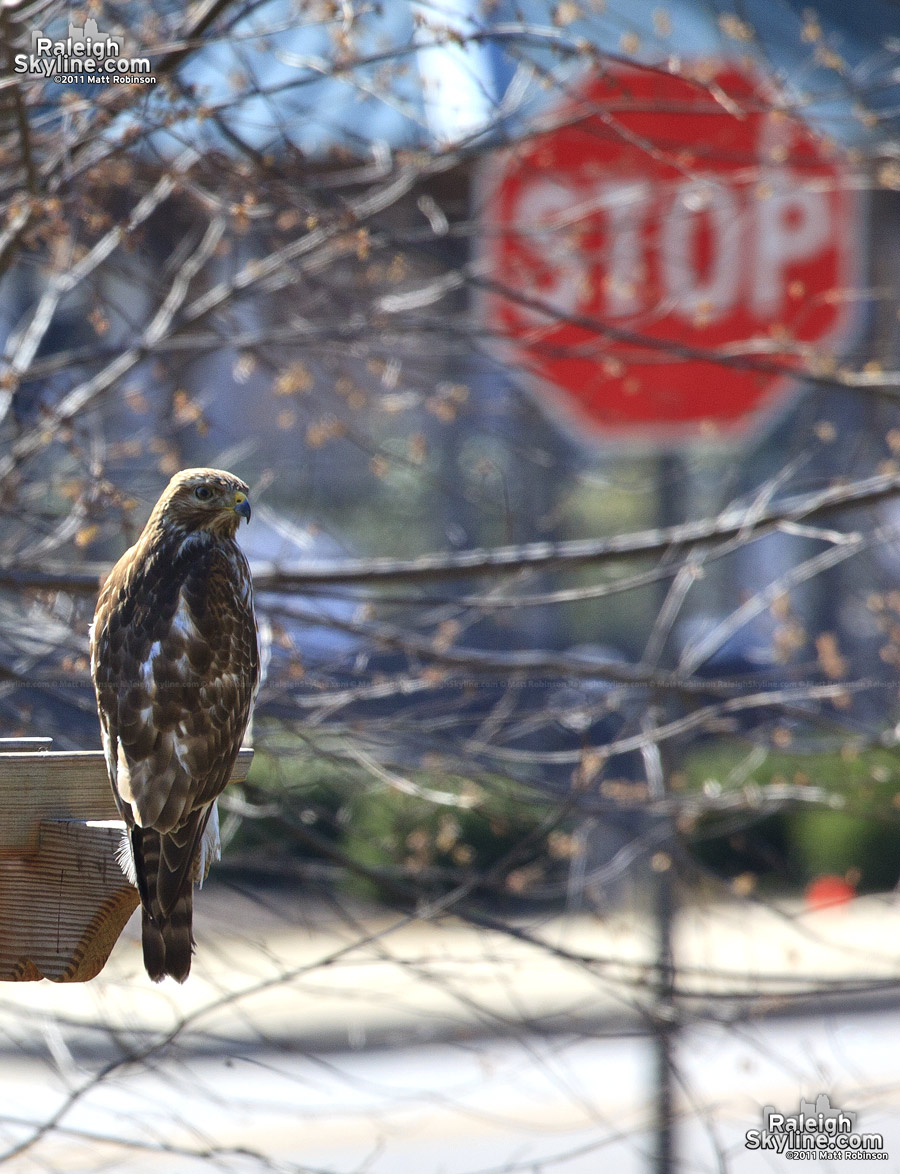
left=0, top=744, right=253, bottom=982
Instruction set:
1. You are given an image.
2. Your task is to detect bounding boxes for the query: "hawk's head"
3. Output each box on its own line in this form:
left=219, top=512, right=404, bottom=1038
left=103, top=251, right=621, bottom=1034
left=154, top=468, right=252, bottom=539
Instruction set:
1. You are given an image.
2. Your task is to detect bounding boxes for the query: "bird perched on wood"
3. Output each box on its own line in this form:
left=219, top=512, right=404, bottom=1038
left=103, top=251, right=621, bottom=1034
left=90, top=468, right=259, bottom=982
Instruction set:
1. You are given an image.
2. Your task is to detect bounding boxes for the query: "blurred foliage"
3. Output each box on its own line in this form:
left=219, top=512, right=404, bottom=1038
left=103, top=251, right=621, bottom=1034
left=684, top=744, right=900, bottom=894
left=229, top=740, right=900, bottom=905
left=227, top=745, right=568, bottom=905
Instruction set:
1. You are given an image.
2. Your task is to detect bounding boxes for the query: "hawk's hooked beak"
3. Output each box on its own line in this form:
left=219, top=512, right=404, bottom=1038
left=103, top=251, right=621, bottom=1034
left=233, top=491, right=251, bottom=523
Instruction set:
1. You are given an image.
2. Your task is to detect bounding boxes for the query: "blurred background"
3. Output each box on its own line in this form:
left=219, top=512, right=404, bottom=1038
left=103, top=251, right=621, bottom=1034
left=3, top=0, right=900, bottom=1169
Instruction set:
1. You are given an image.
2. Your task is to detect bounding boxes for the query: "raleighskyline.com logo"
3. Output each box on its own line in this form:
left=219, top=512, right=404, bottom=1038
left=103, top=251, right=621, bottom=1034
left=745, top=1094, right=887, bottom=1158
left=13, top=18, right=155, bottom=83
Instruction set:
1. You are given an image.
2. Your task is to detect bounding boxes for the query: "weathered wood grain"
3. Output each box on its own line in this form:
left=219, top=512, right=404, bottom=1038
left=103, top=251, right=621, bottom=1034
left=0, top=821, right=140, bottom=981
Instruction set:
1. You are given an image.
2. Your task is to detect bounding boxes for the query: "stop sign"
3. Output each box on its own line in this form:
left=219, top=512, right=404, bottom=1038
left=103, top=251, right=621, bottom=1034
left=482, top=64, right=858, bottom=440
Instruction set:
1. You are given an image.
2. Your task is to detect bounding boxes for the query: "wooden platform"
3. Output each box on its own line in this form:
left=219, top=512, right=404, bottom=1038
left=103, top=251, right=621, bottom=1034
left=0, top=744, right=253, bottom=981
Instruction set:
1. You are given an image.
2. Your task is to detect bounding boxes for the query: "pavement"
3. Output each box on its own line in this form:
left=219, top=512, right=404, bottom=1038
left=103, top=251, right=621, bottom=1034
left=1, top=885, right=899, bottom=1057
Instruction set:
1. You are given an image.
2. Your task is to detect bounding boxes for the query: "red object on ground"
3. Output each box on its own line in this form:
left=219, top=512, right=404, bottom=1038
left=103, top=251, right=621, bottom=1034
left=805, top=874, right=857, bottom=911
left=482, top=63, right=859, bottom=442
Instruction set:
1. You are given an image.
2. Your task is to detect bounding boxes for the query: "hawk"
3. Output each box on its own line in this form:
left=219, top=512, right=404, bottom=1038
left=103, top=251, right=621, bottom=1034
left=90, top=468, right=259, bottom=982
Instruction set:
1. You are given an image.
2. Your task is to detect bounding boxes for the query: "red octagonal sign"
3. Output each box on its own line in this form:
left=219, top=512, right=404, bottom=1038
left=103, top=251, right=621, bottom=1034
left=482, top=64, right=859, bottom=441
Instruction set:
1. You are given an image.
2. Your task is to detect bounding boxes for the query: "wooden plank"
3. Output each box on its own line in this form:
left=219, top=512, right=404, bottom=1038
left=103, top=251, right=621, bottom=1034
left=0, top=748, right=254, bottom=850
left=0, top=821, right=140, bottom=981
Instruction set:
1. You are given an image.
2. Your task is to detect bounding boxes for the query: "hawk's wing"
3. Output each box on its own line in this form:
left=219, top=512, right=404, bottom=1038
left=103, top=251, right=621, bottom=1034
left=90, top=530, right=258, bottom=886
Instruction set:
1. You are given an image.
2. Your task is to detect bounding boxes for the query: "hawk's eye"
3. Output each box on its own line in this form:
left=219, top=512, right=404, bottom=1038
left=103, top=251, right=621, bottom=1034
left=194, top=485, right=213, bottom=502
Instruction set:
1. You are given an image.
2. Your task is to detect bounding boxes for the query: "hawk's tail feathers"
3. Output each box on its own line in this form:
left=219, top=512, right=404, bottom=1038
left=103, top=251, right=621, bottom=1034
left=132, top=826, right=196, bottom=983
left=140, top=895, right=193, bottom=983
